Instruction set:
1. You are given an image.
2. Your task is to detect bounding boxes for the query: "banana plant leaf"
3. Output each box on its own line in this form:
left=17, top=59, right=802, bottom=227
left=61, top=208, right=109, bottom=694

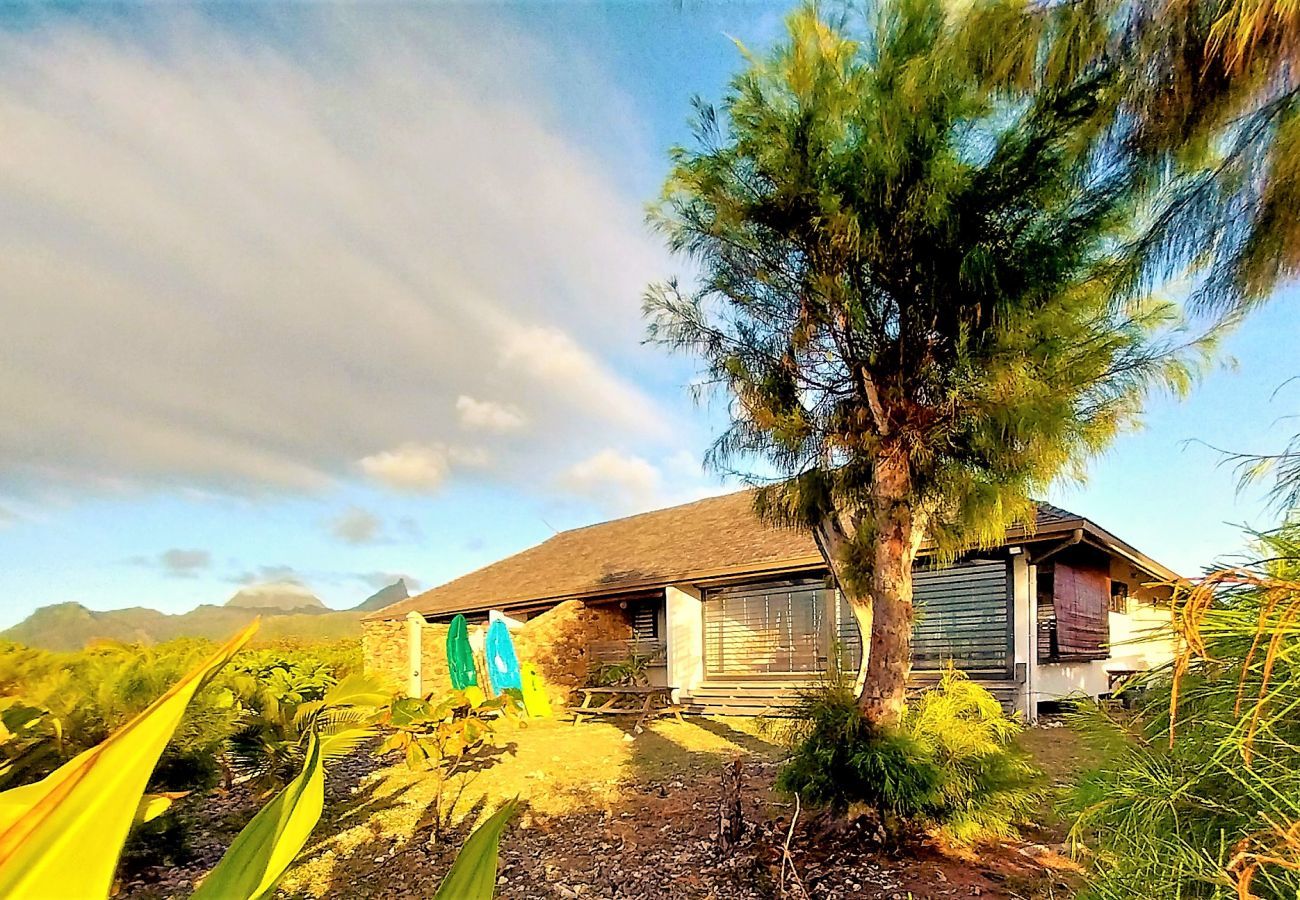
left=432, top=799, right=517, bottom=900
left=0, top=620, right=259, bottom=898
left=192, top=732, right=325, bottom=900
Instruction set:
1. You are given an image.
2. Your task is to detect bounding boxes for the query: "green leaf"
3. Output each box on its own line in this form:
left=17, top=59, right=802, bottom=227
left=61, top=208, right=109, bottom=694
left=192, top=732, right=325, bottom=900
left=0, top=620, right=258, bottom=898
left=322, top=674, right=391, bottom=709
left=319, top=727, right=375, bottom=761
left=432, top=799, right=517, bottom=900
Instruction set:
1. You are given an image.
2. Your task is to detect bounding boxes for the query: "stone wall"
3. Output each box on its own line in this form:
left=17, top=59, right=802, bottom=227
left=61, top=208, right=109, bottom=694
left=361, top=616, right=450, bottom=696
left=515, top=600, right=632, bottom=705
left=362, top=600, right=631, bottom=702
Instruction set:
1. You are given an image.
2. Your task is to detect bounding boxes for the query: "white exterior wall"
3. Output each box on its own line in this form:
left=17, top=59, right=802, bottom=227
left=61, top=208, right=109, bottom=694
left=1031, top=556, right=1176, bottom=708
left=1010, top=552, right=1034, bottom=720
left=665, top=584, right=704, bottom=701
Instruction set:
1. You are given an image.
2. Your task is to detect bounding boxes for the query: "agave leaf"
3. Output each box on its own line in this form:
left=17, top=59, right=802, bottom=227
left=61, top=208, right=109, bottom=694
left=432, top=799, right=517, bottom=900
left=0, top=620, right=258, bottom=898
left=192, top=732, right=324, bottom=900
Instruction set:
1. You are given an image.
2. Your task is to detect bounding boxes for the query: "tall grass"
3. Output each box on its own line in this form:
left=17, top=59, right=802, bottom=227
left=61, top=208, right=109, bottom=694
left=1068, top=524, right=1300, bottom=899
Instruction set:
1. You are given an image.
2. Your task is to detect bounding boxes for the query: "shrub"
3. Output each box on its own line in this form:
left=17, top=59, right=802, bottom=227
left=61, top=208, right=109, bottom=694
left=0, top=637, right=367, bottom=791
left=589, top=651, right=654, bottom=687
left=777, top=664, right=1039, bottom=842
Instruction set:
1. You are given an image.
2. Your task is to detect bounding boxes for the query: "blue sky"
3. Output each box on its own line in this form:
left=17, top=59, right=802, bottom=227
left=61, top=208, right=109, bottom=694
left=0, top=2, right=1294, bottom=628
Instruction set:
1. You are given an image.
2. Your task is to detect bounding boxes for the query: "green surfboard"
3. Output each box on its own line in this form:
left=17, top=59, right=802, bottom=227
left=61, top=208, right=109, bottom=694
left=446, top=614, right=479, bottom=693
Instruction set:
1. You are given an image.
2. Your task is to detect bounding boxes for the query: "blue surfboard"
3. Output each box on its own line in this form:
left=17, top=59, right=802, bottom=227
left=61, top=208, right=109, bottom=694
left=485, top=618, right=523, bottom=695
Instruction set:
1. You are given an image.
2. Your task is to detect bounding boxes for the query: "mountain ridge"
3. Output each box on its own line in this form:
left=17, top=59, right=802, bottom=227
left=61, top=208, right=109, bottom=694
left=1, top=578, right=412, bottom=651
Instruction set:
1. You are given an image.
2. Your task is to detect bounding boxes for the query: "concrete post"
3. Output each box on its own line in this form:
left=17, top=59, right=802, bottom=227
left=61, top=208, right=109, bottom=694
left=406, top=611, right=424, bottom=698
left=665, top=584, right=704, bottom=702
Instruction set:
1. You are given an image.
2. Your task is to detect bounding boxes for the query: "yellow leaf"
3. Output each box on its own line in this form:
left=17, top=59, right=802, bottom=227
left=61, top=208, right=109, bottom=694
left=134, top=792, right=189, bottom=826
left=0, top=620, right=258, bottom=898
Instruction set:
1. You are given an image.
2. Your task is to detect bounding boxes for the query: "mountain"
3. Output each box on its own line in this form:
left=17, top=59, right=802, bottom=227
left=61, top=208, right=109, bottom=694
left=226, top=581, right=328, bottom=612
left=351, top=579, right=408, bottom=613
left=2, top=581, right=377, bottom=652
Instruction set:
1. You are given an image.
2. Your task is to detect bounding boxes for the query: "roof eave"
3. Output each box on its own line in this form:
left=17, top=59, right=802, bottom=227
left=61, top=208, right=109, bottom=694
left=367, top=553, right=827, bottom=622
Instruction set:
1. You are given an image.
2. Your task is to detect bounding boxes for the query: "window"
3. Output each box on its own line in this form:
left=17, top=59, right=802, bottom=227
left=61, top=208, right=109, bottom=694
left=1051, top=560, right=1111, bottom=661
left=630, top=600, right=659, bottom=641
left=703, top=580, right=831, bottom=676
left=1109, top=581, right=1130, bottom=614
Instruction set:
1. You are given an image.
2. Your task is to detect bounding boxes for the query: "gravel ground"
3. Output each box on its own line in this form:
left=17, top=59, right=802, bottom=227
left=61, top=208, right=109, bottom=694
left=119, top=723, right=1081, bottom=900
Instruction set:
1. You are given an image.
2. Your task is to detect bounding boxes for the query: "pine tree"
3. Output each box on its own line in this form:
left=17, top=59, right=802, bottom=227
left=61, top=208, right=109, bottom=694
left=645, top=0, right=1206, bottom=724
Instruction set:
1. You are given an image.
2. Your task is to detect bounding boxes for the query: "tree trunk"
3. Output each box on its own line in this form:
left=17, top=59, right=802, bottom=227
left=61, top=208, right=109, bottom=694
left=809, top=450, right=924, bottom=727
left=856, top=451, right=925, bottom=727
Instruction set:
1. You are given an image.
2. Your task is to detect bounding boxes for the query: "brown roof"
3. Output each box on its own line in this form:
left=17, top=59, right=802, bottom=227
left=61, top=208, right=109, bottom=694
left=370, top=491, right=1178, bottom=621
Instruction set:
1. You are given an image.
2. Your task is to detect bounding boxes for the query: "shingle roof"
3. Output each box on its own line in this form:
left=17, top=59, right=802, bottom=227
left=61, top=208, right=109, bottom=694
left=369, top=491, right=1176, bottom=621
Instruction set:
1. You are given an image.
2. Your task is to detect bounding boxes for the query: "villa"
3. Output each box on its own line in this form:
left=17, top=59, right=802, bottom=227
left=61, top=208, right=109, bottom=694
left=363, top=490, right=1177, bottom=720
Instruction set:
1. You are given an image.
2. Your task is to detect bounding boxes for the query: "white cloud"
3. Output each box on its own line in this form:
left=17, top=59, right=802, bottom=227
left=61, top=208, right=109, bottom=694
left=558, top=448, right=663, bottom=512
left=0, top=11, right=686, bottom=499
left=455, top=396, right=526, bottom=433
left=329, top=506, right=382, bottom=545
left=498, top=325, right=670, bottom=438
left=231, top=564, right=301, bottom=585
left=359, top=443, right=451, bottom=492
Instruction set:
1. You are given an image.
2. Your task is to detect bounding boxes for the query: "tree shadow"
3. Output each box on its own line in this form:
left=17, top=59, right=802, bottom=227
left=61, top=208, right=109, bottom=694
left=688, top=716, right=785, bottom=756
left=294, top=789, right=538, bottom=900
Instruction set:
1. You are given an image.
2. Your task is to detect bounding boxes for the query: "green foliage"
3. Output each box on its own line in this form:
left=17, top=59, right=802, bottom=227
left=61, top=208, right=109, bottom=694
left=1106, top=0, right=1300, bottom=316
left=904, top=669, right=1039, bottom=842
left=0, top=699, right=62, bottom=790
left=193, top=734, right=326, bottom=900
left=646, top=0, right=1207, bottom=574
left=432, top=800, right=517, bottom=900
left=1067, top=523, right=1300, bottom=899
left=777, top=666, right=1039, bottom=842
left=378, top=689, right=520, bottom=773
left=0, top=637, right=367, bottom=791
left=0, top=625, right=401, bottom=900
left=378, top=689, right=523, bottom=842
left=0, top=623, right=258, bottom=898
left=226, top=671, right=388, bottom=788
left=589, top=651, right=654, bottom=687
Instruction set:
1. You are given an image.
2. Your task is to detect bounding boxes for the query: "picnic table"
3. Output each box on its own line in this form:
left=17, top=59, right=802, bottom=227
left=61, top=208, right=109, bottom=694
left=567, top=685, right=684, bottom=733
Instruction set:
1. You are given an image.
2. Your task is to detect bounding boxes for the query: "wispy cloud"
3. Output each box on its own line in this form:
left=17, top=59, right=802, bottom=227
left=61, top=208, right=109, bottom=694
left=356, top=571, right=421, bottom=592
left=0, top=10, right=681, bottom=499
left=558, top=448, right=663, bottom=513
left=231, top=564, right=301, bottom=585
left=131, top=547, right=212, bottom=578
left=328, top=506, right=383, bottom=545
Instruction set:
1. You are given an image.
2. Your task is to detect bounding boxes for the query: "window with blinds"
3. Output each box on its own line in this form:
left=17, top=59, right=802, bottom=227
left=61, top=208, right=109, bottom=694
left=703, top=579, right=832, bottom=676
left=701, top=559, right=1012, bottom=679
left=912, top=559, right=1011, bottom=676
left=630, top=601, right=659, bottom=641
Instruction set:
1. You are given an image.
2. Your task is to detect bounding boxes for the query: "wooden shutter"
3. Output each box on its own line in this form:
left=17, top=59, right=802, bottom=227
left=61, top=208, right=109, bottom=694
left=1052, top=560, right=1110, bottom=660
